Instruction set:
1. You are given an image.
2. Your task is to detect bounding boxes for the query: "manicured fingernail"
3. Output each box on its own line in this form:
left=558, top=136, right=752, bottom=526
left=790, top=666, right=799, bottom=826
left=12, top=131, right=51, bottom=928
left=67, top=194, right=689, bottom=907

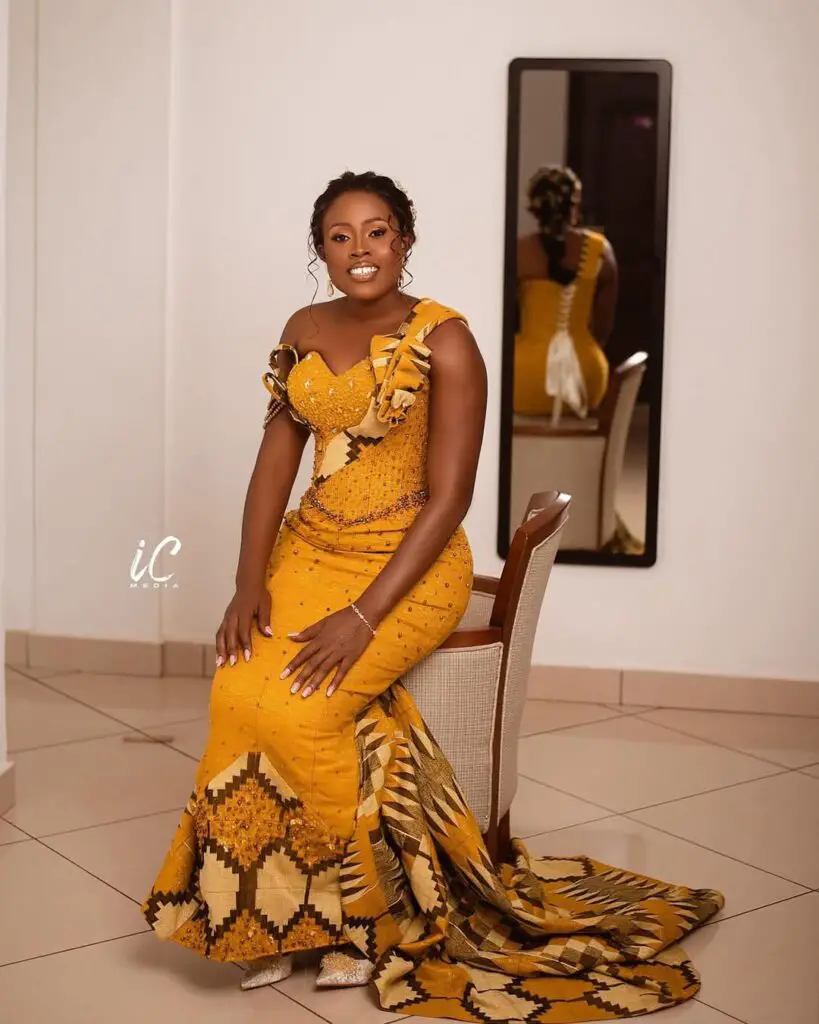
left=215, top=656, right=224, bottom=668
left=229, top=654, right=237, bottom=667
left=244, top=647, right=251, bottom=662
left=280, top=667, right=290, bottom=679
left=263, top=626, right=273, bottom=637
left=290, top=681, right=299, bottom=694
left=301, top=688, right=312, bottom=699
left=287, top=632, right=298, bottom=639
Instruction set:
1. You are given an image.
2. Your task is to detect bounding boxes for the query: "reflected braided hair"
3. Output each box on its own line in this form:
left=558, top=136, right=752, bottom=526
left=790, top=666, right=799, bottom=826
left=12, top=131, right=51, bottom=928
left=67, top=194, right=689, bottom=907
left=527, top=166, right=582, bottom=286
left=307, top=171, right=416, bottom=300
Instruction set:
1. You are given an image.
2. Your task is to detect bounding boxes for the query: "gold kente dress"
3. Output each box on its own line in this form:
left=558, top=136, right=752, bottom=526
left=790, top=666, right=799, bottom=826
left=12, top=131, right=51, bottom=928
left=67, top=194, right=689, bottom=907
left=143, top=298, right=723, bottom=1022
left=514, top=230, right=610, bottom=418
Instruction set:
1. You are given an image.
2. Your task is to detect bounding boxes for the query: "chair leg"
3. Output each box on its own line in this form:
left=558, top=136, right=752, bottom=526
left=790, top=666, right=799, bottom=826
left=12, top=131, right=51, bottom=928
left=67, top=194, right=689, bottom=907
left=483, top=811, right=512, bottom=867
left=483, top=823, right=498, bottom=864
left=497, top=810, right=511, bottom=864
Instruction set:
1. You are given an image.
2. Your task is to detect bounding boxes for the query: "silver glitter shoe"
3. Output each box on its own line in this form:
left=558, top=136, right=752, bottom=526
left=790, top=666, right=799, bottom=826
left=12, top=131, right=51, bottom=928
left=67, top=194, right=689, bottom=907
left=240, top=953, right=294, bottom=990
left=315, top=949, right=375, bottom=988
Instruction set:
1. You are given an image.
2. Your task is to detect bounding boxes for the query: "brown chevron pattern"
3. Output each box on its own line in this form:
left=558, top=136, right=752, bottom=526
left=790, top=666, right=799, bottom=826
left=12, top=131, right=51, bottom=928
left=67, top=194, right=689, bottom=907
left=341, top=684, right=724, bottom=1022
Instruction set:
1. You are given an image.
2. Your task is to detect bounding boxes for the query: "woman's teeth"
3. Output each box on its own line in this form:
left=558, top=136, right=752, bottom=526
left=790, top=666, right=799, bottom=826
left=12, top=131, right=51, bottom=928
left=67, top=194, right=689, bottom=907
left=349, top=266, right=378, bottom=279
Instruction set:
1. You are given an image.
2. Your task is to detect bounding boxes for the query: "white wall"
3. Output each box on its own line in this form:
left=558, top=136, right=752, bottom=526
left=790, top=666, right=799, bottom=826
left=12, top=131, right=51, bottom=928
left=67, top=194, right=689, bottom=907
left=1, top=0, right=10, bottom=766
left=7, top=0, right=171, bottom=642
left=5, top=0, right=33, bottom=637
left=6, top=0, right=819, bottom=681
left=517, top=70, right=568, bottom=236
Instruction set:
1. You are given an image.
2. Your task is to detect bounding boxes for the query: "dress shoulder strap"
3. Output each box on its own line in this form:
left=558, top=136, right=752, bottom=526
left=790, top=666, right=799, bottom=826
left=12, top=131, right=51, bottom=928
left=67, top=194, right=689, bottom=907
left=578, top=230, right=607, bottom=280
left=371, top=298, right=468, bottom=427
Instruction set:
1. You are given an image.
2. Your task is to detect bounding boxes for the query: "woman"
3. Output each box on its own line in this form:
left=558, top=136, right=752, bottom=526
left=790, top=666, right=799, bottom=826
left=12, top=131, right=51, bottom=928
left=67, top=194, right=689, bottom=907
left=143, top=172, right=722, bottom=1021
left=515, top=166, right=618, bottom=420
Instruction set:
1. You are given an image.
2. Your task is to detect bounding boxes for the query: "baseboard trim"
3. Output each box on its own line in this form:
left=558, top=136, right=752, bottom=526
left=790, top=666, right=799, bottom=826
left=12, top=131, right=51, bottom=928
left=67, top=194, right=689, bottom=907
left=0, top=760, right=16, bottom=816
left=6, top=631, right=207, bottom=678
left=6, top=631, right=819, bottom=716
left=528, top=664, right=819, bottom=716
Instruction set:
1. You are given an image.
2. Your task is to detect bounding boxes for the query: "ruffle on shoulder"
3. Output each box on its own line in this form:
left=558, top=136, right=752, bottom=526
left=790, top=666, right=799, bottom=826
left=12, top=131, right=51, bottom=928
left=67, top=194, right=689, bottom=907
left=261, top=343, right=308, bottom=429
left=371, top=334, right=432, bottom=427
left=370, top=299, right=467, bottom=427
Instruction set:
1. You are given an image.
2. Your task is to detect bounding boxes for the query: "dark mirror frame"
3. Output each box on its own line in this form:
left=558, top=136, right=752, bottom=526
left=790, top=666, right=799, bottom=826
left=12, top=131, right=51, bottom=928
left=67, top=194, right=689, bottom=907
left=497, top=57, right=673, bottom=567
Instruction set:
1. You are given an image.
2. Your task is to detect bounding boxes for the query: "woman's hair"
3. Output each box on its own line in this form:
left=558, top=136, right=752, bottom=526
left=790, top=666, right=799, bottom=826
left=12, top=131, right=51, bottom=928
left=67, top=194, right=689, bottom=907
left=308, top=172, right=416, bottom=291
left=526, top=166, right=582, bottom=286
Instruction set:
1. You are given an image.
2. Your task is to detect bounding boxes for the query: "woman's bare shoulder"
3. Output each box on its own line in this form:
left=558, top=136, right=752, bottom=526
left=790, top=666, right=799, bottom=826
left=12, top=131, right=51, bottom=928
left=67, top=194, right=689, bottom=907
left=280, top=300, right=344, bottom=351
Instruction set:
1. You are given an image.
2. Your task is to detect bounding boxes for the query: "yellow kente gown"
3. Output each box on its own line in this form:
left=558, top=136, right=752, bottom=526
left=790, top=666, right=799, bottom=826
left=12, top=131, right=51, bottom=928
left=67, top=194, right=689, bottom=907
left=143, top=298, right=723, bottom=1022
left=514, top=231, right=610, bottom=417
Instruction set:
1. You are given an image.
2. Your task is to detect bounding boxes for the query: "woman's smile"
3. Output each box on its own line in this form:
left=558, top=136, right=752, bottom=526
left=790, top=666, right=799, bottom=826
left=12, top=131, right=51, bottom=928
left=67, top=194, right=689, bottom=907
left=348, top=263, right=379, bottom=281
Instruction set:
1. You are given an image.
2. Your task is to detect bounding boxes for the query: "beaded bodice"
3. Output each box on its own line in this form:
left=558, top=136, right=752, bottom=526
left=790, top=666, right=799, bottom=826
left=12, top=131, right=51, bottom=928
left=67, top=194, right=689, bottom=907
left=262, top=298, right=466, bottom=537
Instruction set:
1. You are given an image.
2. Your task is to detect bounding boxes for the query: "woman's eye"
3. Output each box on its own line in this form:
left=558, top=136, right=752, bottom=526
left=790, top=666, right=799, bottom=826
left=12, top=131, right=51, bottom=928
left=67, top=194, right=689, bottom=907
left=331, top=233, right=349, bottom=243
left=370, top=228, right=386, bottom=238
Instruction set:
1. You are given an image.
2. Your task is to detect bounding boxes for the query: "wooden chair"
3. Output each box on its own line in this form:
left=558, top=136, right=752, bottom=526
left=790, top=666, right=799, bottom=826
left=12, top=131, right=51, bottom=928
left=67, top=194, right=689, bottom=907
left=402, top=492, right=570, bottom=863
left=510, top=354, right=646, bottom=549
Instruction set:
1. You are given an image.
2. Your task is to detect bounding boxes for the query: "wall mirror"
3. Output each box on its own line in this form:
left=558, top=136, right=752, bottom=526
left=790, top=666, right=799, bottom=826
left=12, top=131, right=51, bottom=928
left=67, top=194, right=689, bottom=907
left=498, top=59, right=672, bottom=566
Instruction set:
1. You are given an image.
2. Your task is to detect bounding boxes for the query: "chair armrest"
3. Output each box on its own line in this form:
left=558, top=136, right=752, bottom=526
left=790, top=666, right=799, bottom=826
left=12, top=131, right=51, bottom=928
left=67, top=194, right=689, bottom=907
left=437, top=626, right=503, bottom=650
left=472, top=574, right=499, bottom=595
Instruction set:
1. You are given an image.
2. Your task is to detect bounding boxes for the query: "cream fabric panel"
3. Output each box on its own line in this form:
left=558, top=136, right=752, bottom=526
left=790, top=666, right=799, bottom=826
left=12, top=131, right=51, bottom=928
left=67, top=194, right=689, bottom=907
left=600, top=371, right=644, bottom=543
left=457, top=590, right=495, bottom=629
left=497, top=531, right=562, bottom=817
left=403, top=643, right=504, bottom=832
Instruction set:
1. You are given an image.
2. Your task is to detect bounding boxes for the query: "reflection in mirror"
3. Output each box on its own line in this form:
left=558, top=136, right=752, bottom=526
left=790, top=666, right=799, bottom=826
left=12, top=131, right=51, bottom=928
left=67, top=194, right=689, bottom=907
left=498, top=60, right=672, bottom=566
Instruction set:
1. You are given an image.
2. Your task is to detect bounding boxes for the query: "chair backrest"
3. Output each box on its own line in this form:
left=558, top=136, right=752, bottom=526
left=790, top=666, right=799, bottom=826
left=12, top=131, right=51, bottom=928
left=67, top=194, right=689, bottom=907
left=489, top=491, right=571, bottom=822
left=598, top=353, right=647, bottom=543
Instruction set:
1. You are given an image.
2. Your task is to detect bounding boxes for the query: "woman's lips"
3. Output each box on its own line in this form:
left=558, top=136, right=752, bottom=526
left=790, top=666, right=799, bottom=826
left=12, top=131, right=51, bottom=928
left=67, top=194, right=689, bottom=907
left=348, top=265, right=379, bottom=282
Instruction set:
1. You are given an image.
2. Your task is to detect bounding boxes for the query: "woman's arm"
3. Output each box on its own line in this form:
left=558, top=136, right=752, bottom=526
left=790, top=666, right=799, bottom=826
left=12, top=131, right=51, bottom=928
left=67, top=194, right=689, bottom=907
left=354, top=319, right=486, bottom=625
left=283, top=318, right=487, bottom=697
left=215, top=316, right=311, bottom=667
left=590, top=238, right=619, bottom=345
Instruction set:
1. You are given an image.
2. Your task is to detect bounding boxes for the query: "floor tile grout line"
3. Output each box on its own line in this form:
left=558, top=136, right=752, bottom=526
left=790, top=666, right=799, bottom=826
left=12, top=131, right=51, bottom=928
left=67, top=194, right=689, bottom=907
left=619, top=811, right=814, bottom=889
left=517, top=773, right=618, bottom=816
left=622, top=767, right=795, bottom=815
left=8, top=804, right=186, bottom=841
left=7, top=667, right=211, bottom=741
left=633, top=703, right=819, bottom=721
left=521, top=705, right=801, bottom=777
left=33, top=836, right=145, bottom=907
left=8, top=728, right=138, bottom=756
left=518, top=769, right=813, bottom=888
left=267, top=984, right=336, bottom=1023
left=9, top=670, right=178, bottom=735
left=0, top=929, right=151, bottom=969
left=699, top=889, right=816, bottom=931
left=629, top=711, right=819, bottom=771
left=519, top=811, right=622, bottom=840
left=692, top=996, right=748, bottom=1023
left=7, top=714, right=212, bottom=758
left=516, top=768, right=796, bottom=821
left=519, top=704, right=653, bottom=739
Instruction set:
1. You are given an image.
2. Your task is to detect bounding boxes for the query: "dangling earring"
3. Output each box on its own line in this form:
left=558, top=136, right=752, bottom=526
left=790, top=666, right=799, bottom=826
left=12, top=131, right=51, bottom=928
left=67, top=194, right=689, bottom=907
left=398, top=263, right=406, bottom=291
left=326, top=276, right=335, bottom=297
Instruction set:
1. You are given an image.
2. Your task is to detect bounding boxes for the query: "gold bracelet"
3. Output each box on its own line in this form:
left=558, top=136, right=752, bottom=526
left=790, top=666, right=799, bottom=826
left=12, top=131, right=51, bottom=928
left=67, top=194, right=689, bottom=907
left=349, top=602, right=376, bottom=636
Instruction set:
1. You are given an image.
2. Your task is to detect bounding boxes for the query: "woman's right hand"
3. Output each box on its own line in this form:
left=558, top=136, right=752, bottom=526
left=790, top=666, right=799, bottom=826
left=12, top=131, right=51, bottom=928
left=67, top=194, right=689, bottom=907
left=215, top=585, right=273, bottom=668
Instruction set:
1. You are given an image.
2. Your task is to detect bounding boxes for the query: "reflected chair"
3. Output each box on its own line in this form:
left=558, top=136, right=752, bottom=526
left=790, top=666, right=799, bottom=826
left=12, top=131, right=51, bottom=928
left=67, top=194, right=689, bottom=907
left=510, top=353, right=647, bottom=550
left=402, top=491, right=570, bottom=863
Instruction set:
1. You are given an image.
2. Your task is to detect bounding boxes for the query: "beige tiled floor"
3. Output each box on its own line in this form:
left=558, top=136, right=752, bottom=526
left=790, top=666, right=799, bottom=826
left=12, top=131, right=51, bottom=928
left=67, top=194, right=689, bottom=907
left=2, top=670, right=818, bottom=1023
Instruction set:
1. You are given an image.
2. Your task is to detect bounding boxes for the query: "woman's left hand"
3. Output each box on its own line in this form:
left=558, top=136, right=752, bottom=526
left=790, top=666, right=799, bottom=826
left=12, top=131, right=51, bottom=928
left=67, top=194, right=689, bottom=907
left=281, top=607, right=374, bottom=698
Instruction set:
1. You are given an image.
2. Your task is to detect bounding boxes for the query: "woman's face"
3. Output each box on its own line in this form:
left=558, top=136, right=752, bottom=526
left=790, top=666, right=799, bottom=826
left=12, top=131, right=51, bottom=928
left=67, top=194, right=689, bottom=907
left=320, top=190, right=410, bottom=300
